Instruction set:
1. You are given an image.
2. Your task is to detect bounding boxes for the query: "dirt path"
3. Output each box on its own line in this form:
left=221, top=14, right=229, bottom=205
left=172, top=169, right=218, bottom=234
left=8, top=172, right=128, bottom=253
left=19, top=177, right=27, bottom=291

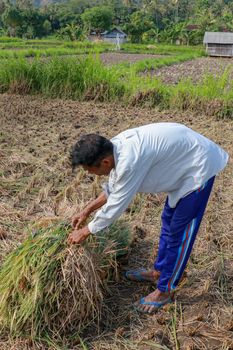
left=0, top=94, right=233, bottom=349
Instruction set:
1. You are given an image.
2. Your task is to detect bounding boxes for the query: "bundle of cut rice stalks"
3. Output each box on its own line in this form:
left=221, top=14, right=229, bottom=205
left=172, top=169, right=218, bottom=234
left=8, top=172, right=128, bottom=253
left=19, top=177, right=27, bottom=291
left=0, top=220, right=131, bottom=341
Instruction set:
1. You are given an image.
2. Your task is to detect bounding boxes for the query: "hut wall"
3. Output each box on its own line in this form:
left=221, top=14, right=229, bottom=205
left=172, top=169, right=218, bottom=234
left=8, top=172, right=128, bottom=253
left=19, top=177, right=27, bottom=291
left=207, top=43, right=233, bottom=57
left=103, top=37, right=127, bottom=44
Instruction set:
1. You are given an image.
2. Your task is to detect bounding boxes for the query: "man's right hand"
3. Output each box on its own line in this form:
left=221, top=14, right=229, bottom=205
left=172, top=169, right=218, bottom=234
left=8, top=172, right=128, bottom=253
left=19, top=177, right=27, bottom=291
left=72, top=209, right=90, bottom=229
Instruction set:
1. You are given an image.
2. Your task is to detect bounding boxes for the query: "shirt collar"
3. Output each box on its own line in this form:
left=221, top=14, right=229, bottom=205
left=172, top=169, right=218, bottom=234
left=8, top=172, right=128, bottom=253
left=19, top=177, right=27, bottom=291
left=111, top=138, right=122, bottom=168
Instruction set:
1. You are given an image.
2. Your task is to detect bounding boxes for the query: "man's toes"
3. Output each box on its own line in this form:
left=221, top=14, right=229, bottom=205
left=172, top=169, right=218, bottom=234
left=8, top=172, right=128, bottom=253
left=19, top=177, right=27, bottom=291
left=139, top=305, right=146, bottom=313
left=143, top=305, right=150, bottom=313
left=148, top=305, right=156, bottom=314
left=135, top=302, right=147, bottom=313
left=138, top=303, right=146, bottom=312
left=137, top=304, right=143, bottom=312
left=134, top=298, right=161, bottom=314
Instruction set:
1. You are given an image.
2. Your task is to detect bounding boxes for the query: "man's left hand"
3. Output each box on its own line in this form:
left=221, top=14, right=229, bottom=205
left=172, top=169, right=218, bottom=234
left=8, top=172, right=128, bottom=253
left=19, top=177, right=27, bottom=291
left=68, top=226, right=90, bottom=245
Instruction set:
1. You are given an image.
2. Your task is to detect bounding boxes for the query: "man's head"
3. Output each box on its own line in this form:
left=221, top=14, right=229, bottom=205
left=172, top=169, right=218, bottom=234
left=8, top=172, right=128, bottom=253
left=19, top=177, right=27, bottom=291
left=70, top=134, right=114, bottom=176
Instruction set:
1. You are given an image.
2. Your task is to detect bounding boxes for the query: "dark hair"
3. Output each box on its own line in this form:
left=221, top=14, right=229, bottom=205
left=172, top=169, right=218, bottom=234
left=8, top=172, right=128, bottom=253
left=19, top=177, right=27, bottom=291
left=70, top=134, right=113, bottom=169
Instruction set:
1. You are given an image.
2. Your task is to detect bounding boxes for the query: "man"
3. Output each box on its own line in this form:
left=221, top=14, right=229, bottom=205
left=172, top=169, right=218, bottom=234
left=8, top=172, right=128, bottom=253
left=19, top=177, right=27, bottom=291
left=68, top=123, right=228, bottom=314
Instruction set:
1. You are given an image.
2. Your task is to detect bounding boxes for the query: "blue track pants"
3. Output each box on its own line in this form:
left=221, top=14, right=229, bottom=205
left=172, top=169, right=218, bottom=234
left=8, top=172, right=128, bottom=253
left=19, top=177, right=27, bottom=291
left=154, top=176, right=215, bottom=292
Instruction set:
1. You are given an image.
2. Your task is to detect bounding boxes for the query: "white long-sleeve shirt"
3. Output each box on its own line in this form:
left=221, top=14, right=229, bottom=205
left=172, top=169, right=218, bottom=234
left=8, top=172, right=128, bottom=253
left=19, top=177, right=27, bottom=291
left=88, top=123, right=229, bottom=234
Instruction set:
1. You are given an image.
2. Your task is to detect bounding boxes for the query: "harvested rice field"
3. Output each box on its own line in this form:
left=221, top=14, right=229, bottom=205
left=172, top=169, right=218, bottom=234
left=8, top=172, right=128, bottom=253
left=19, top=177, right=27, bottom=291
left=0, top=93, right=233, bottom=350
left=144, top=57, right=233, bottom=85
left=99, top=52, right=166, bottom=65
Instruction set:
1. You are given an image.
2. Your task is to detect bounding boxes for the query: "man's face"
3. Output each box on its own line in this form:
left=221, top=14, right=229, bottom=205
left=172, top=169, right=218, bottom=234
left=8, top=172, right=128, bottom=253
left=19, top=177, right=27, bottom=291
left=83, top=156, right=114, bottom=176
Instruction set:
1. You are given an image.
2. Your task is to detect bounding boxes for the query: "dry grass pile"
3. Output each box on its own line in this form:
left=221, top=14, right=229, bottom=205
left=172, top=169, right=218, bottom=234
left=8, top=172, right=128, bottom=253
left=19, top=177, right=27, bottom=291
left=0, top=220, right=131, bottom=342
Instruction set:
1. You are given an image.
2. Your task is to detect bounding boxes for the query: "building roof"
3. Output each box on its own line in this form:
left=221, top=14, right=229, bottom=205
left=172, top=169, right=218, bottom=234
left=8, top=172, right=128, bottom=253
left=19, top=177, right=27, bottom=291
left=102, top=27, right=127, bottom=37
left=203, top=31, right=233, bottom=44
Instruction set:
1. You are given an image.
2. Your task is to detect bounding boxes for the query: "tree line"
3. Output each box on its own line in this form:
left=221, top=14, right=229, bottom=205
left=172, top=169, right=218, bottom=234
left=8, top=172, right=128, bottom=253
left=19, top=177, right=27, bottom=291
left=0, top=0, right=232, bottom=43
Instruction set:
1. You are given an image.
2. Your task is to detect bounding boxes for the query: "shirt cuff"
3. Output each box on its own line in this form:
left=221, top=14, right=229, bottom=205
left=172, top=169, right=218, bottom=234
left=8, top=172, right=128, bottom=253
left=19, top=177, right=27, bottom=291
left=101, top=182, right=110, bottom=197
left=88, top=221, right=100, bottom=235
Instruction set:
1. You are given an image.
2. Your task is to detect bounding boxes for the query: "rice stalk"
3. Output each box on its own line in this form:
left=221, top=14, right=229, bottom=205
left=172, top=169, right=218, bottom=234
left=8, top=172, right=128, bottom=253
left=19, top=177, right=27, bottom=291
left=170, top=301, right=180, bottom=350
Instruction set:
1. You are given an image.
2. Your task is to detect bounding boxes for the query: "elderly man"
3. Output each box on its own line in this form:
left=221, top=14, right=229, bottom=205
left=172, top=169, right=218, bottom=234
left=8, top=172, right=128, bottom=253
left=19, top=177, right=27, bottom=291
left=68, top=123, right=228, bottom=314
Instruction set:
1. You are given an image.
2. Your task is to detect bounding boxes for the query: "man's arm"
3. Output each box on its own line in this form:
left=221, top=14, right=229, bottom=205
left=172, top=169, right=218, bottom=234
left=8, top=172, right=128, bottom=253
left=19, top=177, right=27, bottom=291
left=85, top=191, right=107, bottom=214
left=72, top=191, right=107, bottom=229
left=88, top=160, right=153, bottom=234
left=68, top=191, right=107, bottom=245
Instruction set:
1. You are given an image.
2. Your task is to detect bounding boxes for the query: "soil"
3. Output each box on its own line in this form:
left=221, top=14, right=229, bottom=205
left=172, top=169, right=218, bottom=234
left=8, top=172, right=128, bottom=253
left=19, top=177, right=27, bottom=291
left=0, top=94, right=233, bottom=350
left=143, top=57, right=233, bottom=84
left=100, top=52, right=166, bottom=65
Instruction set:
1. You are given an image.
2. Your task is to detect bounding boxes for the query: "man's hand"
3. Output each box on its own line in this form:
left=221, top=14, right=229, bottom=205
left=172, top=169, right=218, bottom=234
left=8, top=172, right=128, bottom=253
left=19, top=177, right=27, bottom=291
left=67, top=226, right=90, bottom=245
left=71, top=209, right=90, bottom=229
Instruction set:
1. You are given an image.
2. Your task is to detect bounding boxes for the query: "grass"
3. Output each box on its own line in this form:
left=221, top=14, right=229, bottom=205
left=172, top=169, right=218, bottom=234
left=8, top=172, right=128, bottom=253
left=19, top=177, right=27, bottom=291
left=127, top=63, right=233, bottom=117
left=134, top=51, right=204, bottom=72
left=0, top=39, right=231, bottom=117
left=121, top=42, right=204, bottom=55
left=0, top=46, right=111, bottom=59
left=0, top=38, right=204, bottom=58
left=0, top=39, right=113, bottom=58
left=0, top=56, right=126, bottom=100
left=0, top=36, right=23, bottom=42
left=0, top=54, right=232, bottom=117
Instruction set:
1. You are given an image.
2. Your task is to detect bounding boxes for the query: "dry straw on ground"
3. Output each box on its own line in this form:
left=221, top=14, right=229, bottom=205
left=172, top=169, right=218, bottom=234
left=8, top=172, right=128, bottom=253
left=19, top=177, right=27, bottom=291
left=0, top=94, right=232, bottom=349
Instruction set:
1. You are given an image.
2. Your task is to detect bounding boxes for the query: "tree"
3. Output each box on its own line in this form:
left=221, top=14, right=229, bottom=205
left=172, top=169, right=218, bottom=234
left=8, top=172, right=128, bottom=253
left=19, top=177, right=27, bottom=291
left=1, top=0, right=231, bottom=42
left=24, top=24, right=34, bottom=39
left=20, top=9, right=47, bottom=38
left=142, top=0, right=173, bottom=29
left=125, top=10, right=156, bottom=42
left=56, top=23, right=84, bottom=41
left=142, top=28, right=160, bottom=43
left=2, top=7, right=23, bottom=36
left=15, top=0, right=33, bottom=10
left=42, top=19, right=52, bottom=35
left=0, top=0, right=7, bottom=15
left=81, top=6, right=113, bottom=34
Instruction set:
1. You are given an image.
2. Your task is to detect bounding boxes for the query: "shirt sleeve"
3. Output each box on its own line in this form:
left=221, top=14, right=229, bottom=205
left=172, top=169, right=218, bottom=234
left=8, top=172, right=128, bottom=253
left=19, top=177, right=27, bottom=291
left=101, top=182, right=111, bottom=197
left=88, top=142, right=151, bottom=234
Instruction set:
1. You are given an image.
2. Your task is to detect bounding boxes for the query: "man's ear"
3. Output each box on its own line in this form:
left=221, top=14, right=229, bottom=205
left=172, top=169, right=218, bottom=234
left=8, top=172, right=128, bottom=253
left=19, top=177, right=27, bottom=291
left=100, top=155, right=115, bottom=170
left=101, top=157, right=111, bottom=165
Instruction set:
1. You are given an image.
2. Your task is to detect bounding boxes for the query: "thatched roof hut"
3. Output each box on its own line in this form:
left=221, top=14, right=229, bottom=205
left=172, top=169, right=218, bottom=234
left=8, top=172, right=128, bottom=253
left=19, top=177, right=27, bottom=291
left=203, top=32, right=233, bottom=57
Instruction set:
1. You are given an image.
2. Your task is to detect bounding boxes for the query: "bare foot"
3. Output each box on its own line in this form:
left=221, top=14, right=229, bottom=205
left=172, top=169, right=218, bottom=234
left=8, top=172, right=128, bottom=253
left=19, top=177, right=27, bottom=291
left=126, top=269, right=160, bottom=282
left=135, top=288, right=171, bottom=314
